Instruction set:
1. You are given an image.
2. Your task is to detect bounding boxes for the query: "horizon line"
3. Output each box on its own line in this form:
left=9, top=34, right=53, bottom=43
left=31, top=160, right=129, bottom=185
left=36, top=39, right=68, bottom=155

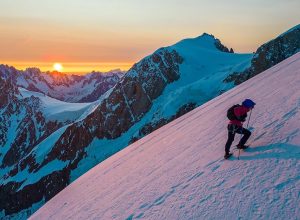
left=0, top=61, right=133, bottom=75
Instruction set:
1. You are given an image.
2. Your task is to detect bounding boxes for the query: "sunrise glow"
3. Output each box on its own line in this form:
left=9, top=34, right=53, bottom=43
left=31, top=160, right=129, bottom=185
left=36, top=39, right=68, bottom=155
left=53, top=63, right=63, bottom=72
left=1, top=61, right=132, bottom=75
left=0, top=0, right=299, bottom=75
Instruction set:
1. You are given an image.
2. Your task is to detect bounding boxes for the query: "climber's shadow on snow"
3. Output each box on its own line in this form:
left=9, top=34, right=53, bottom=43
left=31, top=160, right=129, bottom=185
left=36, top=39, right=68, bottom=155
left=235, top=143, right=300, bottom=160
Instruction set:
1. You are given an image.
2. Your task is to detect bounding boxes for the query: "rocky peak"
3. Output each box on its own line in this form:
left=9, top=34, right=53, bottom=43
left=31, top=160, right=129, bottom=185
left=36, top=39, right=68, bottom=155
left=0, top=64, right=124, bottom=102
left=250, top=25, right=300, bottom=74
left=224, top=24, right=300, bottom=85
left=25, top=67, right=42, bottom=76
left=199, top=33, right=234, bottom=53
left=45, top=70, right=89, bottom=87
left=178, top=33, right=234, bottom=53
left=0, top=76, right=19, bottom=108
left=215, top=39, right=234, bottom=53
left=0, top=65, right=18, bottom=83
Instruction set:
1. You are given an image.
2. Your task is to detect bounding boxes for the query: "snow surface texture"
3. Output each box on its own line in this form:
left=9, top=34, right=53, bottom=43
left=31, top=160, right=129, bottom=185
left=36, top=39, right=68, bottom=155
left=31, top=53, right=300, bottom=219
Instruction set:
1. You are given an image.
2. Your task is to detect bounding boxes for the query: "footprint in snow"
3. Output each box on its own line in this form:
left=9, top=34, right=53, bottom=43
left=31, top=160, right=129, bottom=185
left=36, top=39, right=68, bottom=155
left=211, top=164, right=220, bottom=172
left=187, top=171, right=204, bottom=182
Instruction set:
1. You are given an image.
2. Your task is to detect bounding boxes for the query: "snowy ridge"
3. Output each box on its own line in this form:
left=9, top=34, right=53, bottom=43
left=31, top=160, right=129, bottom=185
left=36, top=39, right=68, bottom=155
left=31, top=53, right=300, bottom=220
left=0, top=65, right=124, bottom=103
left=18, top=87, right=93, bottom=122
left=279, top=23, right=300, bottom=37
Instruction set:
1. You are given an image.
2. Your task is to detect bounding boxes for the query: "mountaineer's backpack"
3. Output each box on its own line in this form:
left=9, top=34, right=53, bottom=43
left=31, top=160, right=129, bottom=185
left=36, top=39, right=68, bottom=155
left=227, top=104, right=240, bottom=120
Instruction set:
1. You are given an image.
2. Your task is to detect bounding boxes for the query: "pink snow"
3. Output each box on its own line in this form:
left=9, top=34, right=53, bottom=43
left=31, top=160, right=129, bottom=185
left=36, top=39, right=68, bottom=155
left=30, top=53, right=300, bottom=219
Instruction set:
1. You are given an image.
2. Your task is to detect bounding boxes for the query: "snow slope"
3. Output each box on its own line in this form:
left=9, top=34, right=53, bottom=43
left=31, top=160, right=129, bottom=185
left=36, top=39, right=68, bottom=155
left=30, top=53, right=300, bottom=219
left=19, top=87, right=94, bottom=122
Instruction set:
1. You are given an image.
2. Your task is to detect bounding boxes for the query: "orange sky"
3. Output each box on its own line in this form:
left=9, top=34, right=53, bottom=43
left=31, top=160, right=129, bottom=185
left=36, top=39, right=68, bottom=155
left=0, top=61, right=133, bottom=74
left=1, top=0, right=300, bottom=74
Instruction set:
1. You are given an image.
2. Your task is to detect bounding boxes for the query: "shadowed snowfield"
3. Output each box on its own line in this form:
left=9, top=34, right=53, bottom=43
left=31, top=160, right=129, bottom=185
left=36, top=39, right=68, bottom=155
left=30, top=53, right=300, bottom=219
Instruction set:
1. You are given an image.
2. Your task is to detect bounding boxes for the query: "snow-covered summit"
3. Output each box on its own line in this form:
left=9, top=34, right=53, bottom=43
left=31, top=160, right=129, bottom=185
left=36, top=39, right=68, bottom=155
left=176, top=33, right=218, bottom=49
left=30, top=52, right=300, bottom=219
left=174, top=33, right=233, bottom=53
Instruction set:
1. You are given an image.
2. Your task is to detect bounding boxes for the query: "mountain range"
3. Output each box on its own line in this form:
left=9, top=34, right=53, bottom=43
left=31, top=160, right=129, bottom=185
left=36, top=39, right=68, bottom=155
left=1, top=24, right=300, bottom=219
left=0, top=66, right=124, bottom=102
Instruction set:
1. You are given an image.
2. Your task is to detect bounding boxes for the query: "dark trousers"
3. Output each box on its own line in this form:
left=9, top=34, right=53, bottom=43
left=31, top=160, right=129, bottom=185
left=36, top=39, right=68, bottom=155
left=225, top=124, right=251, bottom=153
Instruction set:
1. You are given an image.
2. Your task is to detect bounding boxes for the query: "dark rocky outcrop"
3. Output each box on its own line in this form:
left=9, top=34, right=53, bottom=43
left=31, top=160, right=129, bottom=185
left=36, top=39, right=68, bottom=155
left=130, top=103, right=197, bottom=144
left=78, top=74, right=121, bottom=102
left=0, top=77, right=63, bottom=168
left=224, top=25, right=300, bottom=85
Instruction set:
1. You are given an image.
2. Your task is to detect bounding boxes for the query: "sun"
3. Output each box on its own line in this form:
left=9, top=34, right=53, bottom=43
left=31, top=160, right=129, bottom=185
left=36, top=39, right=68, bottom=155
left=53, top=63, right=63, bottom=72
